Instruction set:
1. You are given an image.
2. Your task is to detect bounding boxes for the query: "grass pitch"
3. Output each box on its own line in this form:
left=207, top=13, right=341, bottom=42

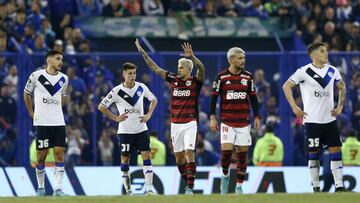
left=1, top=193, right=358, bottom=203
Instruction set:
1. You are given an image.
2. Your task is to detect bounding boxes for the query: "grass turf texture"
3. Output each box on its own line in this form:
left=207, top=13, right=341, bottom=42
left=1, top=193, right=359, bottom=203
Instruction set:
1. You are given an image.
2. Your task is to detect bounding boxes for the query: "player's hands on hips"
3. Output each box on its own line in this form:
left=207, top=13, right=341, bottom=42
left=180, top=42, right=194, bottom=58
left=331, top=107, right=342, bottom=117
left=139, top=114, right=151, bottom=123
left=210, top=116, right=219, bottom=132
left=254, top=116, right=260, bottom=131
left=291, top=106, right=307, bottom=119
left=135, top=38, right=145, bottom=54
left=116, top=112, right=128, bottom=122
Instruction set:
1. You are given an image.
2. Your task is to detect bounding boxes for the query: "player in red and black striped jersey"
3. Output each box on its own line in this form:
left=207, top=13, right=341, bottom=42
left=136, top=39, right=205, bottom=195
left=209, top=47, right=260, bottom=194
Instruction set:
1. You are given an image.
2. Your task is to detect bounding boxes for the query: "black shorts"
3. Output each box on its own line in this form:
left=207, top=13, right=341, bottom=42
left=35, top=126, right=66, bottom=150
left=305, top=120, right=342, bottom=150
left=118, top=130, right=150, bottom=155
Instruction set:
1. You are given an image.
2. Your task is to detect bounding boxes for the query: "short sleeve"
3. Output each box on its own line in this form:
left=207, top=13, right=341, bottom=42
left=61, top=76, right=69, bottom=96
left=211, top=74, right=221, bottom=95
left=24, top=73, right=36, bottom=94
left=142, top=84, right=156, bottom=102
left=289, top=68, right=304, bottom=85
left=165, top=71, right=176, bottom=84
left=334, top=69, right=342, bottom=83
left=100, top=89, right=116, bottom=108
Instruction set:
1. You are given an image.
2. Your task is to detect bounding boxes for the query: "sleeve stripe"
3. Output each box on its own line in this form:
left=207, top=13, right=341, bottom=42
left=99, top=103, right=109, bottom=109
left=24, top=90, right=32, bottom=94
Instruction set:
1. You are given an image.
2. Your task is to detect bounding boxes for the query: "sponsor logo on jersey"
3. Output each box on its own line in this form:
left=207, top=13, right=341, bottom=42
left=226, top=91, right=247, bottom=100
left=314, top=90, right=330, bottom=98
left=173, top=89, right=191, bottom=97
left=125, top=108, right=140, bottom=114
left=42, top=97, right=60, bottom=105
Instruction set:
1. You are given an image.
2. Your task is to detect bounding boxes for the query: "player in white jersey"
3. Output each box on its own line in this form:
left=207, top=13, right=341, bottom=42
left=283, top=42, right=347, bottom=193
left=24, top=50, right=69, bottom=196
left=98, top=62, right=157, bottom=195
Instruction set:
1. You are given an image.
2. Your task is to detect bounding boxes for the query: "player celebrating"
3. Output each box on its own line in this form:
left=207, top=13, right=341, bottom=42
left=24, top=50, right=69, bottom=196
left=283, top=42, right=347, bottom=192
left=210, top=47, right=260, bottom=194
left=135, top=39, right=205, bottom=195
left=98, top=62, right=157, bottom=195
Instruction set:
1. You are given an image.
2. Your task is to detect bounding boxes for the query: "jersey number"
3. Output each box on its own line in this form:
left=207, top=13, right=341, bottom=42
left=268, top=144, right=276, bottom=156
left=308, top=138, right=320, bottom=148
left=121, top=144, right=130, bottom=152
left=350, top=149, right=358, bottom=160
left=38, top=139, right=49, bottom=149
left=222, top=126, right=229, bottom=133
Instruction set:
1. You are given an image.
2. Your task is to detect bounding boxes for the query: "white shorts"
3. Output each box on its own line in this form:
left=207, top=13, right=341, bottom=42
left=220, top=123, right=251, bottom=146
left=171, top=121, right=197, bottom=153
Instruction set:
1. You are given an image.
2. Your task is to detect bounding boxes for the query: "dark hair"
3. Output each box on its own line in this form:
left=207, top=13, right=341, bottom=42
left=307, top=42, right=327, bottom=55
left=46, top=50, right=63, bottom=59
left=122, top=62, right=137, bottom=71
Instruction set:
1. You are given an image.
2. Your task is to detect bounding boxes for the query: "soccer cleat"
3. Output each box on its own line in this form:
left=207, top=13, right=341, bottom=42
left=126, top=190, right=133, bottom=195
left=184, top=187, right=194, bottom=195
left=220, top=175, right=229, bottom=194
left=313, top=187, right=321, bottom=193
left=335, top=187, right=347, bottom=192
left=53, top=189, right=68, bottom=196
left=235, top=186, right=243, bottom=194
left=36, top=188, right=45, bottom=196
left=146, top=190, right=155, bottom=195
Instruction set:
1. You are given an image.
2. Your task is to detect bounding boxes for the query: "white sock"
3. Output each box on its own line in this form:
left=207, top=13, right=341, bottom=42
left=236, top=182, right=243, bottom=187
left=54, top=162, right=64, bottom=191
left=122, top=171, right=131, bottom=191
left=143, top=165, right=153, bottom=191
left=308, top=160, right=320, bottom=187
left=331, top=160, right=344, bottom=188
left=35, top=165, right=45, bottom=189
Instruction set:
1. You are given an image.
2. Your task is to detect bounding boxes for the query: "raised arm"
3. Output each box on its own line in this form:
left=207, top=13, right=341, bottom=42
left=181, top=42, right=205, bottom=81
left=331, top=80, right=346, bottom=117
left=282, top=80, right=307, bottom=119
left=135, top=38, right=166, bottom=79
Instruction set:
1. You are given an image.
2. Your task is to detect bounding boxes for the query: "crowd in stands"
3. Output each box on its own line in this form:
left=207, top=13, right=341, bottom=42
left=0, top=0, right=360, bottom=167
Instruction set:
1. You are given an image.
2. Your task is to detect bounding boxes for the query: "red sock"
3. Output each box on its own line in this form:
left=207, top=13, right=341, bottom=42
left=177, top=164, right=187, bottom=182
left=186, top=162, right=196, bottom=189
left=236, top=151, right=248, bottom=183
left=221, top=150, right=232, bottom=175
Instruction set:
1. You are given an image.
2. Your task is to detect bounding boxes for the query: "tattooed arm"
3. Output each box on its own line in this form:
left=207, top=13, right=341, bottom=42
left=135, top=38, right=166, bottom=79
left=331, top=80, right=346, bottom=117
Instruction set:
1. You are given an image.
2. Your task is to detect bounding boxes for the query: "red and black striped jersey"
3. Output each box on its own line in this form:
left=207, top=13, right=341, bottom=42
left=165, top=71, right=203, bottom=123
left=211, top=68, right=256, bottom=127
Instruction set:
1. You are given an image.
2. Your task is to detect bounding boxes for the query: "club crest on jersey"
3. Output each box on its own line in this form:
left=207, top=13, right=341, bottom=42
left=241, top=79, right=247, bottom=86
left=137, top=91, right=142, bottom=96
left=59, top=81, right=64, bottom=87
left=328, top=72, right=333, bottom=77
left=186, top=81, right=192, bottom=86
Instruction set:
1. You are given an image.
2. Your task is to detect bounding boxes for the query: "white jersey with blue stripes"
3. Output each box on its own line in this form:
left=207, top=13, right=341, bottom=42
left=100, top=82, right=155, bottom=134
left=24, top=69, right=68, bottom=126
left=289, top=63, right=342, bottom=124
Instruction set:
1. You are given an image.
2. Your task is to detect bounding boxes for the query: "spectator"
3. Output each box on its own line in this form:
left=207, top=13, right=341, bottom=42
left=0, top=84, right=16, bottom=124
left=76, top=0, right=102, bottom=17
left=98, top=129, right=114, bottom=166
left=245, top=0, right=268, bottom=19
left=342, top=130, right=360, bottom=166
left=123, top=0, right=141, bottom=16
left=195, top=140, right=220, bottom=166
left=0, top=129, right=17, bottom=166
left=11, top=8, right=26, bottom=38
left=40, top=18, right=56, bottom=47
left=26, top=1, right=46, bottom=32
left=33, top=34, right=49, bottom=53
left=264, top=0, right=280, bottom=16
left=278, top=0, right=294, bottom=29
left=336, top=0, right=352, bottom=24
left=3, top=65, right=17, bottom=100
left=252, top=122, right=284, bottom=166
left=66, top=117, right=88, bottom=167
left=53, top=39, right=64, bottom=53
left=102, top=0, right=131, bottom=17
left=142, top=0, right=165, bottom=16
left=217, top=0, right=243, bottom=17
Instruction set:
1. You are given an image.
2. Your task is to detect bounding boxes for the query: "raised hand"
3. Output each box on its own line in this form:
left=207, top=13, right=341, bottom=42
left=180, top=42, right=194, bottom=58
left=135, top=38, right=145, bottom=54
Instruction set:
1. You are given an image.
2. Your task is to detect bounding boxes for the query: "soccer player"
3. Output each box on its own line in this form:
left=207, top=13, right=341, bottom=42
left=24, top=50, right=69, bottom=196
left=135, top=39, right=205, bottom=194
left=282, top=42, right=347, bottom=192
left=209, top=47, right=260, bottom=194
left=98, top=62, right=157, bottom=195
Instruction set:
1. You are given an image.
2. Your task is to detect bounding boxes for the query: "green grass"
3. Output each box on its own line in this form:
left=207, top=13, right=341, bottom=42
left=1, top=193, right=359, bottom=203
